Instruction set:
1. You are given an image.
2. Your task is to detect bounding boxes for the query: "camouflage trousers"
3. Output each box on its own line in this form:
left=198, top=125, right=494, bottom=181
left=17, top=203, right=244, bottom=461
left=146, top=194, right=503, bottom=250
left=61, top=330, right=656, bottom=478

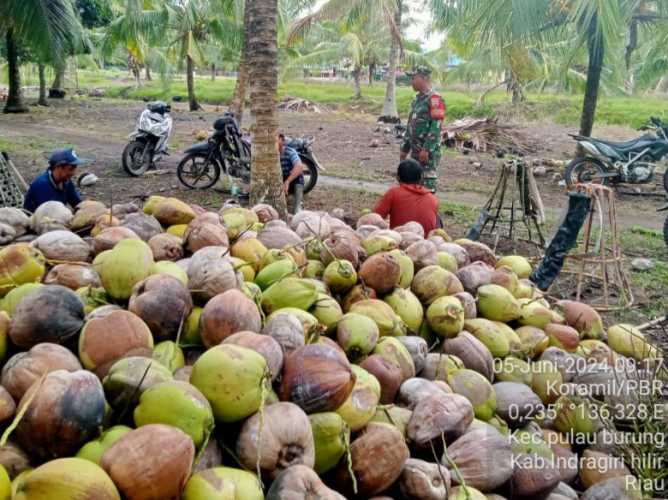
left=410, top=151, right=441, bottom=192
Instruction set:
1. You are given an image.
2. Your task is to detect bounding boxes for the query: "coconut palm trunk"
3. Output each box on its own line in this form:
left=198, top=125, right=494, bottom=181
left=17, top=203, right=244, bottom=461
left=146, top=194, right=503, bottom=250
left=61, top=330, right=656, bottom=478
left=379, top=0, right=401, bottom=122
left=231, top=0, right=251, bottom=124
left=145, top=65, right=152, bottom=81
left=4, top=30, right=28, bottom=114
left=579, top=15, right=604, bottom=139
left=49, top=62, right=67, bottom=98
left=352, top=65, right=362, bottom=99
left=37, top=63, right=48, bottom=106
left=247, top=0, right=287, bottom=215
left=211, top=63, right=216, bottom=81
left=186, top=55, right=201, bottom=111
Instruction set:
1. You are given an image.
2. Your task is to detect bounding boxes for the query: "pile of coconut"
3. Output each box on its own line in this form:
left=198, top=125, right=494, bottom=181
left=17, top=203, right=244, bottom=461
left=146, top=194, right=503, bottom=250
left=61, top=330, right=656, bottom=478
left=0, top=195, right=662, bottom=500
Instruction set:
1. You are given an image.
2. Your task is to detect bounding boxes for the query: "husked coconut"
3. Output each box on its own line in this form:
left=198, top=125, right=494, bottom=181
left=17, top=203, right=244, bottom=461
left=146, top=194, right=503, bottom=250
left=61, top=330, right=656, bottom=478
left=31, top=230, right=91, bottom=262
left=148, top=233, right=184, bottom=261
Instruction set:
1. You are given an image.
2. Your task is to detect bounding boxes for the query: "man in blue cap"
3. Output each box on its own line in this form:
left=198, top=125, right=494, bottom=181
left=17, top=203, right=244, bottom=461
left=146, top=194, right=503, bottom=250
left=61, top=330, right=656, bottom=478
left=23, top=148, right=84, bottom=212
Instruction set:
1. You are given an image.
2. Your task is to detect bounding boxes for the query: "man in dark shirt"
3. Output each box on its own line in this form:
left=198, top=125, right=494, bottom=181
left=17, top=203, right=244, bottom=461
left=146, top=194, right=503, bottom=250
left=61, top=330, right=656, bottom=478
left=23, top=148, right=84, bottom=212
left=278, top=133, right=304, bottom=213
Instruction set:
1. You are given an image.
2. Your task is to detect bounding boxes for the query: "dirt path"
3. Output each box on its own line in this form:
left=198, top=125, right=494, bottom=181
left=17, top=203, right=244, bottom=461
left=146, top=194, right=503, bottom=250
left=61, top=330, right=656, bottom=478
left=0, top=99, right=665, bottom=231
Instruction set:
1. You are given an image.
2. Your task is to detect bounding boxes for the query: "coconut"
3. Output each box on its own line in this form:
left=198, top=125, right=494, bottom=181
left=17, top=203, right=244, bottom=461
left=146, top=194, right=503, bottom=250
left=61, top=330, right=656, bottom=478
left=607, top=323, right=657, bottom=361
left=101, top=424, right=194, bottom=500
left=255, top=259, right=298, bottom=290
left=309, top=412, right=349, bottom=474
left=450, top=292, right=475, bottom=320
left=397, top=378, right=447, bottom=409
left=220, top=207, right=259, bottom=239
left=553, top=394, right=601, bottom=436
left=44, top=263, right=100, bottom=291
left=231, top=238, right=268, bottom=272
left=179, top=306, right=203, bottom=347
left=443, top=331, right=495, bottom=381
left=9, top=285, right=84, bottom=348
left=15, top=370, right=105, bottom=460
left=149, top=260, right=188, bottom=287
left=1, top=282, right=42, bottom=316
left=345, top=299, right=403, bottom=337
left=252, top=203, right=279, bottom=223
left=494, top=382, right=544, bottom=427
left=405, top=240, right=438, bottom=270
left=290, top=211, right=330, bottom=238
left=371, top=405, right=412, bottom=438
left=437, top=251, right=458, bottom=273
left=258, top=224, right=302, bottom=250
left=93, top=239, right=154, bottom=301
left=540, top=347, right=576, bottom=383
left=577, top=340, right=616, bottom=366
left=335, top=422, right=408, bottom=497
left=121, top=212, right=162, bottom=241
left=147, top=233, right=183, bottom=262
left=91, top=214, right=120, bottom=237
left=262, top=312, right=306, bottom=353
left=581, top=476, right=643, bottom=500
left=516, top=325, right=550, bottom=358
left=31, top=201, right=72, bottom=233
left=359, top=252, right=401, bottom=294
left=223, top=331, right=283, bottom=381
left=143, top=195, right=166, bottom=215
left=335, top=313, right=379, bottom=361
left=420, top=353, right=464, bottom=382
left=356, top=213, right=388, bottom=229
left=411, top=266, right=464, bottom=305
left=152, top=197, right=196, bottom=226
left=133, top=380, right=214, bottom=449
left=489, top=265, right=519, bottom=295
left=79, top=309, right=154, bottom=377
left=269, top=465, right=346, bottom=500
left=494, top=357, right=533, bottom=385
left=76, top=425, right=133, bottom=465
left=555, top=300, right=604, bottom=339
left=0, top=385, right=14, bottom=427
left=77, top=287, right=111, bottom=316
left=191, top=344, right=267, bottom=422
left=341, top=284, right=376, bottom=312
left=0, top=223, right=17, bottom=244
left=447, top=369, right=496, bottom=421
left=359, top=355, right=402, bottom=404
left=0, top=207, right=31, bottom=238
left=510, top=451, right=562, bottom=498
left=407, top=392, right=474, bottom=446
left=427, top=296, right=465, bottom=338
left=518, top=298, right=553, bottom=328
left=464, top=319, right=510, bottom=358
left=322, top=260, right=357, bottom=295
left=303, top=259, right=325, bottom=279
left=336, top=365, right=381, bottom=430
left=91, top=226, right=139, bottom=255
left=153, top=341, right=185, bottom=373
left=387, top=249, right=414, bottom=288
left=31, top=230, right=91, bottom=263
left=103, top=356, right=173, bottom=409
left=383, top=288, right=424, bottom=335
left=399, top=458, right=450, bottom=500
left=477, top=284, right=521, bottom=322
left=531, top=360, right=564, bottom=404
left=0, top=244, right=46, bottom=297
left=12, top=458, right=120, bottom=500
left=262, top=278, right=319, bottom=314
left=456, top=262, right=493, bottom=294
left=446, top=426, right=514, bottom=492
left=456, top=240, right=496, bottom=267
left=184, top=221, right=229, bottom=255
left=372, top=337, right=416, bottom=381
left=544, top=323, right=580, bottom=353
left=0, top=442, right=30, bottom=480
left=394, top=336, right=427, bottom=375
left=310, top=293, right=343, bottom=333
left=184, top=467, right=263, bottom=500
left=496, top=255, right=532, bottom=279
left=187, top=246, right=242, bottom=301
left=230, top=256, right=256, bottom=282
left=449, top=486, right=487, bottom=500
left=439, top=242, right=470, bottom=267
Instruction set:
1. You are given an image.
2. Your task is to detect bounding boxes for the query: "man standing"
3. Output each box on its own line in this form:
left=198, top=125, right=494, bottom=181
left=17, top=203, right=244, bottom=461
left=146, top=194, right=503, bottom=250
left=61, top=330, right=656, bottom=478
left=278, top=133, right=305, bottom=214
left=400, top=67, right=445, bottom=193
left=23, top=148, right=83, bottom=212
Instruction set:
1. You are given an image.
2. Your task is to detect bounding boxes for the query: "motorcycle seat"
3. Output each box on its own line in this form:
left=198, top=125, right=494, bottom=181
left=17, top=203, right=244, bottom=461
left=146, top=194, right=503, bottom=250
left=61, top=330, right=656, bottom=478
left=573, top=134, right=655, bottom=153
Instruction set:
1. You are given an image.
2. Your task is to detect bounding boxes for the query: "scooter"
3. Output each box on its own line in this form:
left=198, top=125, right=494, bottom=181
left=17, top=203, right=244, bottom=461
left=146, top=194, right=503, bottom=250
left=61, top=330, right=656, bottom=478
left=122, top=101, right=173, bottom=176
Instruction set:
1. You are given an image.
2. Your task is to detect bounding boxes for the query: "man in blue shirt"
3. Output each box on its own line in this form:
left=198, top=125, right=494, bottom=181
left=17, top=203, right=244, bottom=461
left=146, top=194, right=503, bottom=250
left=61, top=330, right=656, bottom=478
left=278, top=133, right=304, bottom=213
left=23, top=149, right=84, bottom=212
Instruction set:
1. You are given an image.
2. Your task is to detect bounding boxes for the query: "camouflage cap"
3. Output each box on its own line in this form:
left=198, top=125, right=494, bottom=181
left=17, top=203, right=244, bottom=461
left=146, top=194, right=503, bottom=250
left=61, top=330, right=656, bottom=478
left=407, top=66, right=432, bottom=78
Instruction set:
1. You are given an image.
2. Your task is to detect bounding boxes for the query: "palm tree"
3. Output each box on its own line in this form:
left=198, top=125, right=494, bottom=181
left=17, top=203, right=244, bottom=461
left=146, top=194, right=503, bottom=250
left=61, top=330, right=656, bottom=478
left=246, top=0, right=287, bottom=214
left=2, top=0, right=82, bottom=113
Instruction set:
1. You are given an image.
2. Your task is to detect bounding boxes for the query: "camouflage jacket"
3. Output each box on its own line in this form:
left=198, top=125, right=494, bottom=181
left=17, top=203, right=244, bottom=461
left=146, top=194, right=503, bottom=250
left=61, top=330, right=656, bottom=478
left=401, top=90, right=445, bottom=157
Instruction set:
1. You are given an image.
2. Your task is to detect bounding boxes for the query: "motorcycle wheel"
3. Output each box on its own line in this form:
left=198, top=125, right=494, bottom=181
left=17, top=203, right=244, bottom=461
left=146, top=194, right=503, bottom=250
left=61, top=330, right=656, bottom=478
left=663, top=170, right=668, bottom=194
left=122, top=140, right=151, bottom=176
left=300, top=155, right=319, bottom=194
left=177, top=153, right=220, bottom=189
left=564, top=157, right=609, bottom=186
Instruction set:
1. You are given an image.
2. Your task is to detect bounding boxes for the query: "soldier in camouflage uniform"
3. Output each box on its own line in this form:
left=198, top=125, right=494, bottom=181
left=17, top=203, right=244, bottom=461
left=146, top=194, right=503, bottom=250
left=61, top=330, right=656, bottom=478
left=400, top=67, right=445, bottom=192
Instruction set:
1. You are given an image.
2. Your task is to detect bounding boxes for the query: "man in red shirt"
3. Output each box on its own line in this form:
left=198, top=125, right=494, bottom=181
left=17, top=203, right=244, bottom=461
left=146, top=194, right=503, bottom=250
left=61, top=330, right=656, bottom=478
left=374, top=159, right=440, bottom=234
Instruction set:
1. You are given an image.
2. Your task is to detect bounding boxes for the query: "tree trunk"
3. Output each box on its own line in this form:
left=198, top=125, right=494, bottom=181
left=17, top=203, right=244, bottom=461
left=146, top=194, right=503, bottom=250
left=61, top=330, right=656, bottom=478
left=231, top=0, right=251, bottom=124
left=3, top=30, right=28, bottom=114
left=49, top=61, right=67, bottom=99
left=656, top=76, right=668, bottom=94
left=379, top=0, right=401, bottom=122
left=368, top=64, right=374, bottom=85
left=133, top=67, right=141, bottom=87
left=211, top=63, right=216, bottom=81
left=247, top=0, right=287, bottom=215
left=37, top=63, right=48, bottom=106
left=624, top=17, right=638, bottom=94
left=145, top=65, right=152, bottom=81
left=579, top=15, right=604, bottom=140
left=187, top=56, right=201, bottom=111
left=353, top=66, right=362, bottom=99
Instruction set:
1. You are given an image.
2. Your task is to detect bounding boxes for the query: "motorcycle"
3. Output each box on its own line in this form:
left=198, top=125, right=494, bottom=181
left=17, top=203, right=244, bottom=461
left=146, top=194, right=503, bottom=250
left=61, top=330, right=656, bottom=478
left=659, top=201, right=668, bottom=247
left=122, top=101, right=173, bottom=176
left=176, top=112, right=324, bottom=193
left=565, top=116, right=668, bottom=191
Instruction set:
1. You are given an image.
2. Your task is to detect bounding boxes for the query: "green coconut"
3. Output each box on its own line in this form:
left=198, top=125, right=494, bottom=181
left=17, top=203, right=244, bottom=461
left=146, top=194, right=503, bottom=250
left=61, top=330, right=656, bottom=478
left=607, top=324, right=659, bottom=361
left=531, top=360, right=563, bottom=405
left=494, top=357, right=533, bottom=385
left=220, top=207, right=259, bottom=240
left=103, top=356, right=173, bottom=409
left=464, top=319, right=510, bottom=358
left=303, top=260, right=325, bottom=279
left=449, top=486, right=487, bottom=500
left=496, top=255, right=532, bottom=279
left=0, top=244, right=46, bottom=298
left=383, top=288, right=424, bottom=334
left=230, top=238, right=268, bottom=272
left=309, top=412, right=349, bottom=474
left=516, top=326, right=550, bottom=358
left=133, top=380, right=214, bottom=449
left=306, top=238, right=324, bottom=260
left=310, top=293, right=343, bottom=333
left=553, top=395, right=600, bottom=436
left=259, top=248, right=295, bottom=270
left=76, top=426, right=133, bottom=465
left=335, top=365, right=381, bottom=431
left=336, top=313, right=379, bottom=361
left=437, top=251, right=458, bottom=273
left=255, top=259, right=298, bottom=290
left=0, top=465, right=8, bottom=500
left=350, top=299, right=407, bottom=337
left=389, top=249, right=415, bottom=288
left=477, top=284, right=521, bottom=322
left=422, top=353, right=465, bottom=381
left=446, top=369, right=496, bottom=421
left=190, top=344, right=268, bottom=423
left=372, top=337, right=415, bottom=380
left=362, top=234, right=398, bottom=255
left=76, top=287, right=109, bottom=315
left=93, top=239, right=154, bottom=301
left=143, top=195, right=166, bottom=215
left=516, top=298, right=553, bottom=328
left=149, top=261, right=188, bottom=287
left=370, top=405, right=412, bottom=438
left=241, top=282, right=262, bottom=303
left=229, top=257, right=256, bottom=282
left=426, top=296, right=465, bottom=338
left=411, top=266, right=463, bottom=305
left=323, top=260, right=357, bottom=294
left=493, top=321, right=524, bottom=357
left=1, top=283, right=42, bottom=317
left=261, top=278, right=318, bottom=314
left=182, top=467, right=263, bottom=500
left=12, top=458, right=120, bottom=500
left=153, top=341, right=185, bottom=373
left=181, top=306, right=203, bottom=346
left=514, top=279, right=534, bottom=299
left=166, top=224, right=188, bottom=238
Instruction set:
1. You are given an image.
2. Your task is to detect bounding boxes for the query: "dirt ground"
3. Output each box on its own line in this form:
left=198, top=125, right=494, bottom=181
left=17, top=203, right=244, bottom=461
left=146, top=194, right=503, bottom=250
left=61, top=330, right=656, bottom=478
left=0, top=98, right=665, bottom=231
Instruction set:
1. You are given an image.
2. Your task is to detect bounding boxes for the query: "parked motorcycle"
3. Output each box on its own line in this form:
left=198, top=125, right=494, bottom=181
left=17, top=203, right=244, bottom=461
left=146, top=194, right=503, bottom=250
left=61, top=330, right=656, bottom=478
left=176, top=112, right=324, bottom=192
left=565, top=117, right=668, bottom=191
left=122, top=101, right=173, bottom=176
